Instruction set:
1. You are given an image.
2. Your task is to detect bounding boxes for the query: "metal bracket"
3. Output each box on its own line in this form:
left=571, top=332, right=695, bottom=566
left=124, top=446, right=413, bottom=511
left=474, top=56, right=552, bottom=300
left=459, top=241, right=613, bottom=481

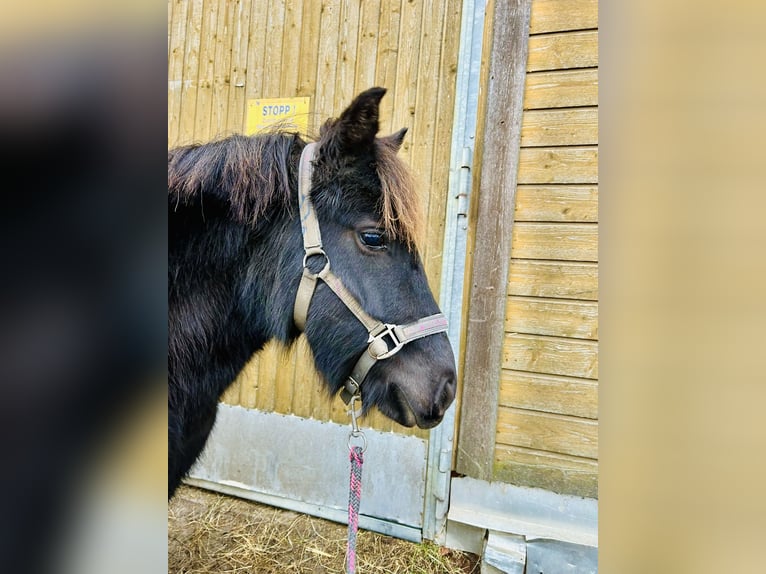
left=456, top=146, right=472, bottom=229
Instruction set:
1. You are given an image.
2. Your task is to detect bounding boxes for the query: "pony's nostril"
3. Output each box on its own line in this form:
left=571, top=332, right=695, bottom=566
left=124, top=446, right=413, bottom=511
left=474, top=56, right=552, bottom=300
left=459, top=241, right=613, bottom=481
left=442, top=372, right=457, bottom=396
left=434, top=372, right=457, bottom=417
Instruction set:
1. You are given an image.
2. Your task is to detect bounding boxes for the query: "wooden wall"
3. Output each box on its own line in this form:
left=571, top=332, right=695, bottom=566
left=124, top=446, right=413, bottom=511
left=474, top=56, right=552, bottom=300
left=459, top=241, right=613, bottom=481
left=167, top=0, right=462, bottom=435
left=493, top=0, right=598, bottom=498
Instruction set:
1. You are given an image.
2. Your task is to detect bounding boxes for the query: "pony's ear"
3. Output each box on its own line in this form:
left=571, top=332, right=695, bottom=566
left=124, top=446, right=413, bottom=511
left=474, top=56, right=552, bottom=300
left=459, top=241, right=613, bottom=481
left=380, top=127, right=408, bottom=152
left=322, top=87, right=386, bottom=153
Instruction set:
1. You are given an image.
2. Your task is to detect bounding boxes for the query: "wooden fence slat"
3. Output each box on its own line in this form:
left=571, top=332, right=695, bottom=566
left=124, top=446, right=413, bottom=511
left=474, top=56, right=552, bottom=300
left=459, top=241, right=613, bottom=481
left=505, top=296, right=598, bottom=340
left=524, top=68, right=598, bottom=109
left=494, top=444, right=598, bottom=498
left=262, top=0, right=286, bottom=98
left=224, top=0, right=252, bottom=134
left=520, top=107, right=597, bottom=147
left=314, top=0, right=342, bottom=122
left=177, top=0, right=205, bottom=144
left=503, top=333, right=598, bottom=379
left=168, top=0, right=174, bottom=57
left=392, top=0, right=424, bottom=166
left=514, top=184, right=598, bottom=222
left=413, top=0, right=449, bottom=293
left=508, top=260, right=598, bottom=300
left=527, top=30, right=598, bottom=72
left=511, top=222, right=598, bottom=261
left=244, top=0, right=270, bottom=107
left=529, top=0, right=598, bottom=35
left=209, top=0, right=235, bottom=138
left=290, top=337, right=314, bottom=418
left=355, top=0, right=382, bottom=93
left=168, top=0, right=190, bottom=146
left=496, top=406, right=598, bottom=459
left=427, top=0, right=464, bottom=287
left=236, top=355, right=259, bottom=408
left=500, top=369, right=598, bottom=419
left=193, top=0, right=220, bottom=141
left=333, top=0, right=362, bottom=113
left=374, top=0, right=403, bottom=135
left=296, top=0, right=322, bottom=99
left=255, top=342, right=279, bottom=413
left=273, top=346, right=298, bottom=415
left=280, top=0, right=304, bottom=97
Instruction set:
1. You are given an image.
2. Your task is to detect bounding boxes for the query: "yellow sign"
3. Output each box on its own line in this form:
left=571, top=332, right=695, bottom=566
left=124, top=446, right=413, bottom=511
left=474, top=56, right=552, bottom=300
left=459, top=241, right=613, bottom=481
left=246, top=97, right=310, bottom=135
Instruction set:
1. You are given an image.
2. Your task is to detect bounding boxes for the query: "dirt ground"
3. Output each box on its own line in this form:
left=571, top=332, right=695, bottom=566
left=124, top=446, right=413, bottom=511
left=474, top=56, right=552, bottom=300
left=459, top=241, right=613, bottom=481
left=168, top=485, right=479, bottom=573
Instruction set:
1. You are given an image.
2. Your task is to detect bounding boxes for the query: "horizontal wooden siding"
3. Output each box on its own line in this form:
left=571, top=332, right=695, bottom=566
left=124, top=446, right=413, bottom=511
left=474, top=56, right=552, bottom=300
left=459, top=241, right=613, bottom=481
left=495, top=0, right=598, bottom=498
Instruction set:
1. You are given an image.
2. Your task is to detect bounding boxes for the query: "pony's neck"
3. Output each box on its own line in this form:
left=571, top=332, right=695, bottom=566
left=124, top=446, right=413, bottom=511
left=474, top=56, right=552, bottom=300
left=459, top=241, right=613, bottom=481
left=169, top=141, right=303, bottom=394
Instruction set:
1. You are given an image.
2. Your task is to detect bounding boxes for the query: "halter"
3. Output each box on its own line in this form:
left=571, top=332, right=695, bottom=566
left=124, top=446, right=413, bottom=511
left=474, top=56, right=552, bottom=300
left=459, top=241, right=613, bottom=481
left=293, top=142, right=449, bottom=404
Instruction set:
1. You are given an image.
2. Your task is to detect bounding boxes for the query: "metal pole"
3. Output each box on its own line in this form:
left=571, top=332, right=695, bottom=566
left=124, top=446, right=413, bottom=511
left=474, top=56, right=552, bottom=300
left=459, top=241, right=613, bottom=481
left=422, top=0, right=487, bottom=544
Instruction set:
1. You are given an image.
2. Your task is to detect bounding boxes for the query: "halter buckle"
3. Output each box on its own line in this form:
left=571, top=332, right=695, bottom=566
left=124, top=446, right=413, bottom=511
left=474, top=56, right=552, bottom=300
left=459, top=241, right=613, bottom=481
left=368, top=323, right=405, bottom=360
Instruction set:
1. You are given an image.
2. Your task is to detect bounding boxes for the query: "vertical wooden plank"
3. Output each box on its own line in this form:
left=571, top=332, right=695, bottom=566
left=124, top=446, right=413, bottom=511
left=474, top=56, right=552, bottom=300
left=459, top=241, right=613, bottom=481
left=374, top=0, right=402, bottom=135
left=255, top=342, right=279, bottom=412
left=168, top=0, right=190, bottom=146
left=225, top=0, right=253, bottom=134
left=168, top=0, right=173, bottom=59
left=314, top=0, right=341, bottom=121
left=209, top=0, right=235, bottom=138
left=193, top=0, right=219, bottom=140
left=245, top=0, right=270, bottom=104
left=262, top=0, right=286, bottom=98
left=412, top=0, right=449, bottom=292
left=354, top=0, right=381, bottom=92
left=334, top=0, right=361, bottom=109
left=279, top=0, right=304, bottom=97
left=424, top=0, right=462, bottom=296
left=329, top=388, right=350, bottom=426
left=410, top=0, right=439, bottom=234
left=307, top=0, right=341, bottom=424
left=296, top=0, right=322, bottom=102
left=178, top=0, right=204, bottom=143
left=290, top=337, right=314, bottom=417
left=237, top=355, right=260, bottom=408
left=310, top=360, right=331, bottom=421
left=391, top=0, right=423, bottom=166
left=273, top=346, right=298, bottom=414
left=456, top=0, right=532, bottom=480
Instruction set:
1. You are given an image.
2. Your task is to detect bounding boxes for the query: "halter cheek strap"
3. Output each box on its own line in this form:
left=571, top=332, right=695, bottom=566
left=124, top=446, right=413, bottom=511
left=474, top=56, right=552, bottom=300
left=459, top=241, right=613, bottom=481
left=293, top=142, right=448, bottom=404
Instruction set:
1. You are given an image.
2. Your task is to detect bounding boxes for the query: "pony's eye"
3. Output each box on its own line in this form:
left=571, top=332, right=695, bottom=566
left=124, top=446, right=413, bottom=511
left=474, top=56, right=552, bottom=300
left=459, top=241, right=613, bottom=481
left=359, top=230, right=387, bottom=250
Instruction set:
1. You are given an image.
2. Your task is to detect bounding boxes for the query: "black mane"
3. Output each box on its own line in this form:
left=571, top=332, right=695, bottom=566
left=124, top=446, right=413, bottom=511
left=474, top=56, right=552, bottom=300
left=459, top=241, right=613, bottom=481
left=168, top=133, right=302, bottom=226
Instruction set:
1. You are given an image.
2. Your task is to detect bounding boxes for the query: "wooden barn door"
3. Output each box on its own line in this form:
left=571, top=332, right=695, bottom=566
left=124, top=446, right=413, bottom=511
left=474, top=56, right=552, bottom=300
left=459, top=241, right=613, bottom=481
left=168, top=0, right=463, bottom=540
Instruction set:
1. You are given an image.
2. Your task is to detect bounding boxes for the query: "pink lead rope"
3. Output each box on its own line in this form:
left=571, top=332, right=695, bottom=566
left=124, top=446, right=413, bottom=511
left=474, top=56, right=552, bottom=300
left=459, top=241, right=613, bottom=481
left=346, top=445, right=364, bottom=574
left=345, top=394, right=366, bottom=574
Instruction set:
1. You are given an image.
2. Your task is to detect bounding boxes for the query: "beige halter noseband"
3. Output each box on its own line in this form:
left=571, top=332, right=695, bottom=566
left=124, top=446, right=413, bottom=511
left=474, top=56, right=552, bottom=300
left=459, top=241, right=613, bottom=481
left=293, top=142, right=449, bottom=404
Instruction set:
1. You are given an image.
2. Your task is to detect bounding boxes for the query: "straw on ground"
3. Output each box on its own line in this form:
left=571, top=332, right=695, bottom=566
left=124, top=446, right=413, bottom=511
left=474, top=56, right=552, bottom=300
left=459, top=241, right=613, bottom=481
left=169, top=486, right=479, bottom=574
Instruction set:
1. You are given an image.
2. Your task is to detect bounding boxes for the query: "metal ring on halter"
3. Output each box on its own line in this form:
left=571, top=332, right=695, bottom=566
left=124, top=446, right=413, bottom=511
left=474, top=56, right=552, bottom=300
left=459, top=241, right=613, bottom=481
left=302, top=247, right=330, bottom=276
left=347, top=430, right=368, bottom=453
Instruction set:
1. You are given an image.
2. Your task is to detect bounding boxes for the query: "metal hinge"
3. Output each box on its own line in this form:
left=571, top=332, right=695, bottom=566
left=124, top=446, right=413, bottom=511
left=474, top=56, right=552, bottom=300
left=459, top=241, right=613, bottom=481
left=456, top=146, right=472, bottom=229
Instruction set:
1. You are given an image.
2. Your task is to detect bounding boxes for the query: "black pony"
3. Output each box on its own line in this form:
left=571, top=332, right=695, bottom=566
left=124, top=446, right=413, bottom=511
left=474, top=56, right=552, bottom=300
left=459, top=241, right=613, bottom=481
left=168, top=88, right=456, bottom=497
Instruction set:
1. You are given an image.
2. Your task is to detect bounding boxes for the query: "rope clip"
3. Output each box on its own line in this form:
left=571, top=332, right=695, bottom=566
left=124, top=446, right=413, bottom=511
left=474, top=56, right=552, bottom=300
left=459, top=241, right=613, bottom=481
left=347, top=393, right=367, bottom=453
